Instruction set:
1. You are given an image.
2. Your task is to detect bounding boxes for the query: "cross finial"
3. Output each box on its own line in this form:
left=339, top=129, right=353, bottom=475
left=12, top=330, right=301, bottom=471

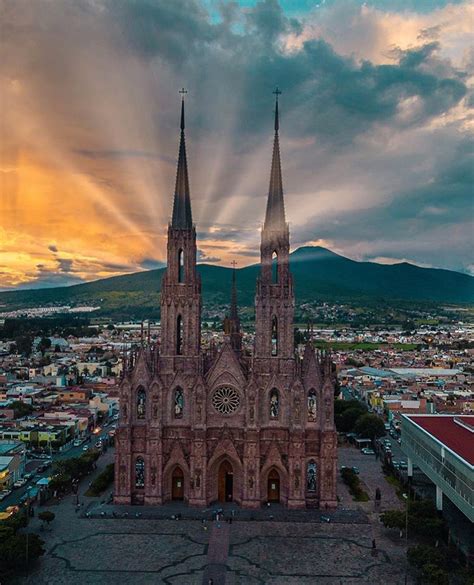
left=273, top=87, right=281, bottom=132
left=230, top=260, right=237, bottom=270
left=179, top=88, right=187, bottom=130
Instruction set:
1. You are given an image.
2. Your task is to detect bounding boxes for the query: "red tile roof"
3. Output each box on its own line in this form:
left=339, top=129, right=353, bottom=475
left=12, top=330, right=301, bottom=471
left=408, top=415, right=474, bottom=466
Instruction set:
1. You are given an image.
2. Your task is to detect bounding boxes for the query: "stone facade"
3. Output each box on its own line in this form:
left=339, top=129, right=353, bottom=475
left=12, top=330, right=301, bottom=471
left=114, top=96, right=338, bottom=509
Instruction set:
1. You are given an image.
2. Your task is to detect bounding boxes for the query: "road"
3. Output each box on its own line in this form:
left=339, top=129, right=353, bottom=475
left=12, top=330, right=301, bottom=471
left=0, top=420, right=116, bottom=511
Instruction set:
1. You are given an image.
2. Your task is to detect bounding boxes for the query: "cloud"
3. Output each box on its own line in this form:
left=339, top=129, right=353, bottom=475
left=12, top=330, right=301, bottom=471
left=197, top=249, right=221, bottom=263
left=0, top=0, right=472, bottom=288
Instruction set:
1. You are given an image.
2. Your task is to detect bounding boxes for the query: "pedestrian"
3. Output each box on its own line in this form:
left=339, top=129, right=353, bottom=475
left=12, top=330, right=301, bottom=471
left=208, top=579, right=213, bottom=585
left=229, top=516, right=233, bottom=525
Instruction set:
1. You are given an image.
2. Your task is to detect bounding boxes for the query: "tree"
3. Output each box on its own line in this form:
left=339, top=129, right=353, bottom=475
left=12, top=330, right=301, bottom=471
left=13, top=334, right=33, bottom=356
left=380, top=510, right=406, bottom=532
left=421, top=564, right=449, bottom=585
left=407, top=545, right=446, bottom=571
left=38, top=511, right=55, bottom=527
left=337, top=407, right=366, bottom=433
left=354, top=413, right=385, bottom=441
left=0, top=533, right=45, bottom=568
left=38, top=337, right=52, bottom=356
left=11, top=401, right=33, bottom=419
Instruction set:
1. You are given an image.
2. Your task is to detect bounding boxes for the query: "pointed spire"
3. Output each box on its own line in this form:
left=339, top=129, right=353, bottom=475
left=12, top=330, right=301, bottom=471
left=172, top=89, right=193, bottom=229
left=264, top=87, right=286, bottom=231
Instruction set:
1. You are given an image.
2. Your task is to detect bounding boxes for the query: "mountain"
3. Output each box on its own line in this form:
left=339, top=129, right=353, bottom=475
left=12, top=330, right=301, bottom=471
left=0, top=247, right=472, bottom=317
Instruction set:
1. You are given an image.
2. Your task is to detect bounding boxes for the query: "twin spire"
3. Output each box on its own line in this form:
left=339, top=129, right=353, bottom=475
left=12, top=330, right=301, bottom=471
left=171, top=89, right=193, bottom=229
left=171, top=87, right=286, bottom=233
left=264, top=87, right=286, bottom=232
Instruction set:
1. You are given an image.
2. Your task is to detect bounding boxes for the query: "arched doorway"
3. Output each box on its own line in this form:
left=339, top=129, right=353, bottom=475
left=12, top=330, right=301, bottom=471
left=171, top=467, right=184, bottom=501
left=218, top=460, right=233, bottom=502
left=267, top=469, right=280, bottom=503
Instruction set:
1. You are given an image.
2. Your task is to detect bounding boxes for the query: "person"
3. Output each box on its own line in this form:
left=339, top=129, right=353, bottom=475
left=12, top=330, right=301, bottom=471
left=208, top=579, right=213, bottom=585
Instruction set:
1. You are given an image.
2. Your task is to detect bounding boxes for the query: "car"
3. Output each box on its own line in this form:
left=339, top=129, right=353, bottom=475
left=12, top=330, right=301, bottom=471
left=82, top=445, right=90, bottom=452
left=399, top=461, right=408, bottom=470
left=23, top=472, right=33, bottom=481
left=0, top=490, right=12, bottom=501
left=397, top=438, right=402, bottom=444
left=361, top=448, right=375, bottom=455
left=13, top=478, right=27, bottom=488
left=73, top=439, right=82, bottom=447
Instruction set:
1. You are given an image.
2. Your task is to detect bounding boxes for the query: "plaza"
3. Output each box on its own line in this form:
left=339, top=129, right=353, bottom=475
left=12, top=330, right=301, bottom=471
left=15, top=447, right=412, bottom=585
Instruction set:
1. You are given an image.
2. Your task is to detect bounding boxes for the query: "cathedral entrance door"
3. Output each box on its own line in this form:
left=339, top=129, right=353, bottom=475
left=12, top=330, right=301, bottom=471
left=267, top=469, right=280, bottom=503
left=171, top=467, right=184, bottom=500
left=218, top=460, right=233, bottom=502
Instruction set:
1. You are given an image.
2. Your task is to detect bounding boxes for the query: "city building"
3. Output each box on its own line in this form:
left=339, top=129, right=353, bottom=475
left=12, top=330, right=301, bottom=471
left=0, top=441, right=26, bottom=488
left=114, top=94, right=337, bottom=508
left=401, top=414, right=473, bottom=522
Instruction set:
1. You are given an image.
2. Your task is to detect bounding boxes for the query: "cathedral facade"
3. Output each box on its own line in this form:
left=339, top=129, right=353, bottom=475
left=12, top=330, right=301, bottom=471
left=114, top=95, right=338, bottom=509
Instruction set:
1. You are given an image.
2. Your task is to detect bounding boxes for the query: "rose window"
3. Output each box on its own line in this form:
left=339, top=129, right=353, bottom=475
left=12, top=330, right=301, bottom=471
left=212, top=386, right=240, bottom=415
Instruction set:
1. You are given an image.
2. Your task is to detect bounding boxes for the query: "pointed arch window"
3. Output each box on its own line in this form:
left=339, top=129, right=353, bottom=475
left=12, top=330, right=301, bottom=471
left=177, top=315, right=183, bottom=355
left=135, top=457, right=145, bottom=488
left=271, top=251, right=278, bottom=284
left=307, top=389, right=317, bottom=422
left=136, top=387, right=146, bottom=419
left=174, top=387, right=184, bottom=418
left=178, top=249, right=184, bottom=283
left=270, top=388, right=280, bottom=419
left=307, top=460, right=317, bottom=492
left=271, top=315, right=278, bottom=356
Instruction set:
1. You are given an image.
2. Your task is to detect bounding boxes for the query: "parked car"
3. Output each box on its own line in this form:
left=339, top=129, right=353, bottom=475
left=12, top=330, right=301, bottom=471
left=13, top=478, right=27, bottom=488
left=399, top=461, right=408, bottom=470
left=361, top=448, right=375, bottom=455
left=82, top=445, right=90, bottom=452
left=0, top=490, right=12, bottom=501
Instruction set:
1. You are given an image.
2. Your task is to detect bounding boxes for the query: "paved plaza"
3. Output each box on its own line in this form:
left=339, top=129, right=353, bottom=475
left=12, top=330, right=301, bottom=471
left=14, top=446, right=412, bottom=584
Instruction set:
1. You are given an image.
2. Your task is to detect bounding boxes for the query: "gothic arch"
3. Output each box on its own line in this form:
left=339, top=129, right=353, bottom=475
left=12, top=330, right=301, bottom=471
left=207, top=451, right=243, bottom=505
left=163, top=456, right=190, bottom=503
left=260, top=461, right=289, bottom=503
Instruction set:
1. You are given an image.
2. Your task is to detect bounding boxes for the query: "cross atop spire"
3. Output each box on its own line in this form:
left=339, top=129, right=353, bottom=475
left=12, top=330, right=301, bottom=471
left=264, top=88, right=286, bottom=231
left=172, top=88, right=193, bottom=229
left=273, top=87, right=281, bottom=132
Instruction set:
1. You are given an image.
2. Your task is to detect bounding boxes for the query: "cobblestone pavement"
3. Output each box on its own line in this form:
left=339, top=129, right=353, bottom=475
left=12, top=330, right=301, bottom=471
left=14, top=447, right=413, bottom=585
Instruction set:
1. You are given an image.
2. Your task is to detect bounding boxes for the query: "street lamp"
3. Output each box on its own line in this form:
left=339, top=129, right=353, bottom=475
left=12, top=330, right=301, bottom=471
left=402, top=492, right=409, bottom=585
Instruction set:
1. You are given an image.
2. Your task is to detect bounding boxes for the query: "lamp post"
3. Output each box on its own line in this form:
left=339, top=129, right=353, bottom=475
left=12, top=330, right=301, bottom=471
left=402, top=492, right=409, bottom=584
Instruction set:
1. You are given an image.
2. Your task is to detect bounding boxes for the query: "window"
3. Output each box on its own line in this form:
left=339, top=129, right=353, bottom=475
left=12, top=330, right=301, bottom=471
left=307, top=461, right=317, bottom=491
left=174, top=387, right=184, bottom=418
left=178, top=249, right=184, bottom=283
left=271, top=315, right=278, bottom=356
left=135, top=457, right=145, bottom=488
left=136, top=387, right=146, bottom=419
left=270, top=388, right=279, bottom=419
left=177, top=315, right=183, bottom=355
left=307, top=390, right=317, bottom=422
left=271, top=251, right=278, bottom=284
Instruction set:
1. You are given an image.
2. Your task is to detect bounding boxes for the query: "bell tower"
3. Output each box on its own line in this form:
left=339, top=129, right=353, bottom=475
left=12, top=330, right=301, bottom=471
left=255, top=89, right=295, bottom=361
left=160, top=90, right=201, bottom=357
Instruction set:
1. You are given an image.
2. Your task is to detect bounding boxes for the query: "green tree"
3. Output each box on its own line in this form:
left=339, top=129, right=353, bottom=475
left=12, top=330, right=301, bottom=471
left=38, top=511, right=55, bottom=527
left=0, top=533, right=45, bottom=568
left=38, top=337, right=52, bottom=356
left=354, top=413, right=386, bottom=441
left=380, top=510, right=406, bottom=531
left=407, top=545, right=446, bottom=570
left=337, top=407, right=366, bottom=433
left=421, top=564, right=449, bottom=585
left=10, top=401, right=33, bottom=419
left=13, top=334, right=33, bottom=356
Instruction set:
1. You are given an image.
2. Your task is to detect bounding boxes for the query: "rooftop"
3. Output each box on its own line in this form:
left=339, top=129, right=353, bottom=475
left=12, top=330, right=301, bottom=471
left=406, top=415, right=474, bottom=466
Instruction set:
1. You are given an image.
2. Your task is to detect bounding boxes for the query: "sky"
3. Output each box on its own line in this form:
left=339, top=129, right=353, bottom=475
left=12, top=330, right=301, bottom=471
left=0, top=0, right=473, bottom=290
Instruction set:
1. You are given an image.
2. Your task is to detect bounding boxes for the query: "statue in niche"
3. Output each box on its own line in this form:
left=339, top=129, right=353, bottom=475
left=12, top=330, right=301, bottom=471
left=136, top=388, right=146, bottom=419
left=174, top=387, right=184, bottom=418
left=307, top=390, right=317, bottom=422
left=294, top=465, right=301, bottom=489
left=270, top=389, right=279, bottom=419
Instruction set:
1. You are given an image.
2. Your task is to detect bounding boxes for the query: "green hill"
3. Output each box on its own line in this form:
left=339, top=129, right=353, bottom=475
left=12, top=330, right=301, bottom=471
left=0, top=246, right=472, bottom=318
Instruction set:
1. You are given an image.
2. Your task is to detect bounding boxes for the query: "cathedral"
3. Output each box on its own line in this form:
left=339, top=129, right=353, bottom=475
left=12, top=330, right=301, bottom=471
left=114, top=93, right=338, bottom=509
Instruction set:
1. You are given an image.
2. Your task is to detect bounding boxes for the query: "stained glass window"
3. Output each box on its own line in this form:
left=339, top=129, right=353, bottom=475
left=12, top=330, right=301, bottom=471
left=307, top=461, right=317, bottom=491
left=135, top=457, right=145, bottom=488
